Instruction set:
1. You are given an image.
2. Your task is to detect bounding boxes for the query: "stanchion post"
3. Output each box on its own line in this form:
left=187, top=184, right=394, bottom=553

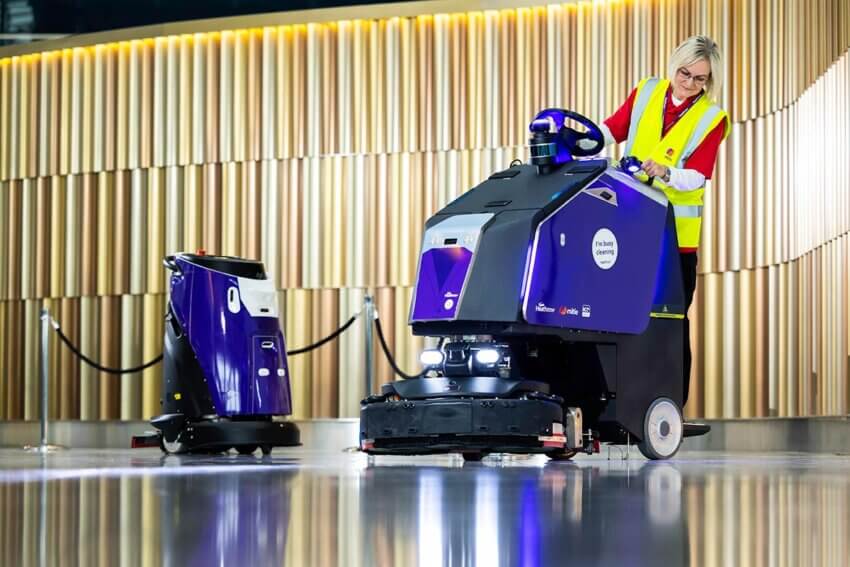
left=364, top=295, right=375, bottom=397
left=25, top=309, right=64, bottom=453
left=40, top=308, right=49, bottom=448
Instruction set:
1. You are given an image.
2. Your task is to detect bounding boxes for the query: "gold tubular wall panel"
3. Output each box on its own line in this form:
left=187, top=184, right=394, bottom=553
left=0, top=0, right=850, bottom=419
left=79, top=295, right=98, bottom=420
left=19, top=179, right=34, bottom=299
left=141, top=293, right=164, bottom=417
left=285, top=288, right=312, bottom=419
left=119, top=294, right=142, bottom=420
left=0, top=0, right=845, bottom=178
left=32, top=188, right=49, bottom=299
left=98, top=295, right=120, bottom=419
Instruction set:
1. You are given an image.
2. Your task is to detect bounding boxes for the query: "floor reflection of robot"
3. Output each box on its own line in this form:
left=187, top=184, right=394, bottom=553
left=359, top=460, right=689, bottom=566
left=156, top=462, right=298, bottom=567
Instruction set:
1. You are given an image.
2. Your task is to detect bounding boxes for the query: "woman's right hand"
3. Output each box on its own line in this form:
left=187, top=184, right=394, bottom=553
left=641, top=158, right=669, bottom=180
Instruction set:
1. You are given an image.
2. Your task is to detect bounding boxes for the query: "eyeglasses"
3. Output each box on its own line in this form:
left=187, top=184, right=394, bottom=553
left=677, top=67, right=710, bottom=86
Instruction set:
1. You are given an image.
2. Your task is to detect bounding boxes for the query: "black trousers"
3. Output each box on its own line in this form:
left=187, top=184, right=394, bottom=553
left=680, top=252, right=698, bottom=406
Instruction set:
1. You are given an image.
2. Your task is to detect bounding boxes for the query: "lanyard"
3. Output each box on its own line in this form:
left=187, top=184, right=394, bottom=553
left=662, top=89, right=703, bottom=136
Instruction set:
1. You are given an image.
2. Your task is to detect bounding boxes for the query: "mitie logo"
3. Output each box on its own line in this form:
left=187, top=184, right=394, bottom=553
left=535, top=302, right=555, bottom=313
left=592, top=228, right=618, bottom=270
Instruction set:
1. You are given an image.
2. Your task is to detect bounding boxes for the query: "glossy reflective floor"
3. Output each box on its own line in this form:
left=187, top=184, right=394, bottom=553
left=1, top=448, right=849, bottom=566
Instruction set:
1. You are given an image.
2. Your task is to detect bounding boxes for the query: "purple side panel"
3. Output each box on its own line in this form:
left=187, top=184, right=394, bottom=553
left=170, top=259, right=292, bottom=417
left=524, top=174, right=667, bottom=334
left=411, top=247, right=474, bottom=321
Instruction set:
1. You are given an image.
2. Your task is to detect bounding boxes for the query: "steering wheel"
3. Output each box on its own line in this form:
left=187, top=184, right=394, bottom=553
left=530, top=108, right=605, bottom=157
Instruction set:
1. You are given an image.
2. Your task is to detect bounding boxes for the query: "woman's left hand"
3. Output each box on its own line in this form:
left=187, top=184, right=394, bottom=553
left=642, top=159, right=669, bottom=180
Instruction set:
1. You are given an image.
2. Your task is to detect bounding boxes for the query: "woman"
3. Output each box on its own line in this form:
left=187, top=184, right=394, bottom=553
left=590, top=35, right=730, bottom=407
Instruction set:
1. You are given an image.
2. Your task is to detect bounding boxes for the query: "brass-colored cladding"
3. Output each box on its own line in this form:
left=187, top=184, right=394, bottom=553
left=22, top=299, right=39, bottom=419
left=285, top=288, right=312, bottom=419
left=95, top=172, right=114, bottom=297
left=98, top=295, right=121, bottom=420
left=34, top=177, right=51, bottom=298
left=146, top=167, right=165, bottom=294
left=0, top=299, right=24, bottom=419
left=0, top=182, right=6, bottom=300
left=47, top=176, right=63, bottom=299
left=65, top=175, right=82, bottom=298
left=59, top=297, right=80, bottom=419
left=311, top=288, right=340, bottom=417
left=113, top=171, right=131, bottom=295
left=80, top=175, right=98, bottom=296
left=178, top=35, right=193, bottom=167
left=202, top=162, right=222, bottom=254
left=0, top=0, right=844, bottom=176
left=19, top=178, right=35, bottom=299
left=141, top=293, right=164, bottom=418
left=129, top=168, right=148, bottom=294
left=0, top=0, right=849, bottom=419
left=79, top=295, right=99, bottom=420
left=120, top=294, right=142, bottom=420
left=115, top=43, right=129, bottom=172
left=279, top=158, right=302, bottom=289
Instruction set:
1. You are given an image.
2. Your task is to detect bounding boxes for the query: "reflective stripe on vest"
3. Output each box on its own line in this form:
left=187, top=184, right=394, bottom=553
left=624, top=78, right=659, bottom=156
left=679, top=105, right=724, bottom=166
left=673, top=204, right=703, bottom=218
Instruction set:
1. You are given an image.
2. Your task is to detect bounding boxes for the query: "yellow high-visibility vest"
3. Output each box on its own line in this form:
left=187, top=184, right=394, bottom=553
left=625, top=77, right=730, bottom=249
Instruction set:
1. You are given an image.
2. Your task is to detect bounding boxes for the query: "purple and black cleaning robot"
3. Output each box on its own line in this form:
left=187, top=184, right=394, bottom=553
left=360, top=108, right=709, bottom=461
left=151, top=253, right=299, bottom=454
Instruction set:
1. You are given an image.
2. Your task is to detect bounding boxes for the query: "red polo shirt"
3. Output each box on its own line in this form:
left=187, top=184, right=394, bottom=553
left=604, top=86, right=725, bottom=179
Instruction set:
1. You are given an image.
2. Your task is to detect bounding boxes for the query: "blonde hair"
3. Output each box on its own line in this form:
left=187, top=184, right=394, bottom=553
left=667, top=35, right=724, bottom=101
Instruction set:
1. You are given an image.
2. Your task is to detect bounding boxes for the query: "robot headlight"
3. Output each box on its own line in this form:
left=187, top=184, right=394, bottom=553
left=419, top=349, right=445, bottom=367
left=474, top=348, right=501, bottom=365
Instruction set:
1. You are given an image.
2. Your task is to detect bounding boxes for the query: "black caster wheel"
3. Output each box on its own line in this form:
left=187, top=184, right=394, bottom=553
left=159, top=436, right=186, bottom=455
left=461, top=452, right=484, bottom=462
left=260, top=445, right=273, bottom=456
left=237, top=445, right=258, bottom=455
left=548, top=450, right=577, bottom=461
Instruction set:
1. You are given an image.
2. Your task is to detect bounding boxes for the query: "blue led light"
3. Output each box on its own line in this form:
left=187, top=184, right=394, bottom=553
left=620, top=155, right=643, bottom=175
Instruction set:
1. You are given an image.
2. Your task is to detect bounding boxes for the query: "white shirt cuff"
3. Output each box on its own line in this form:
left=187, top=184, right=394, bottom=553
left=666, top=167, right=706, bottom=191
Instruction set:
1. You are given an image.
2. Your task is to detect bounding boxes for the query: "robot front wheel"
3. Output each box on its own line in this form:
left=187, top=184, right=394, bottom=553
left=638, top=397, right=684, bottom=460
left=160, top=437, right=186, bottom=455
left=461, top=450, right=576, bottom=462
left=237, top=445, right=273, bottom=455
left=160, top=439, right=273, bottom=456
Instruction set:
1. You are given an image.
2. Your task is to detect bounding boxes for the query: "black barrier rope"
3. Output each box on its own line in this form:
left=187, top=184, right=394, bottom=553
left=373, top=316, right=426, bottom=380
left=50, top=303, right=425, bottom=381
left=51, top=319, right=163, bottom=374
left=48, top=309, right=362, bottom=374
left=286, top=314, right=359, bottom=356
